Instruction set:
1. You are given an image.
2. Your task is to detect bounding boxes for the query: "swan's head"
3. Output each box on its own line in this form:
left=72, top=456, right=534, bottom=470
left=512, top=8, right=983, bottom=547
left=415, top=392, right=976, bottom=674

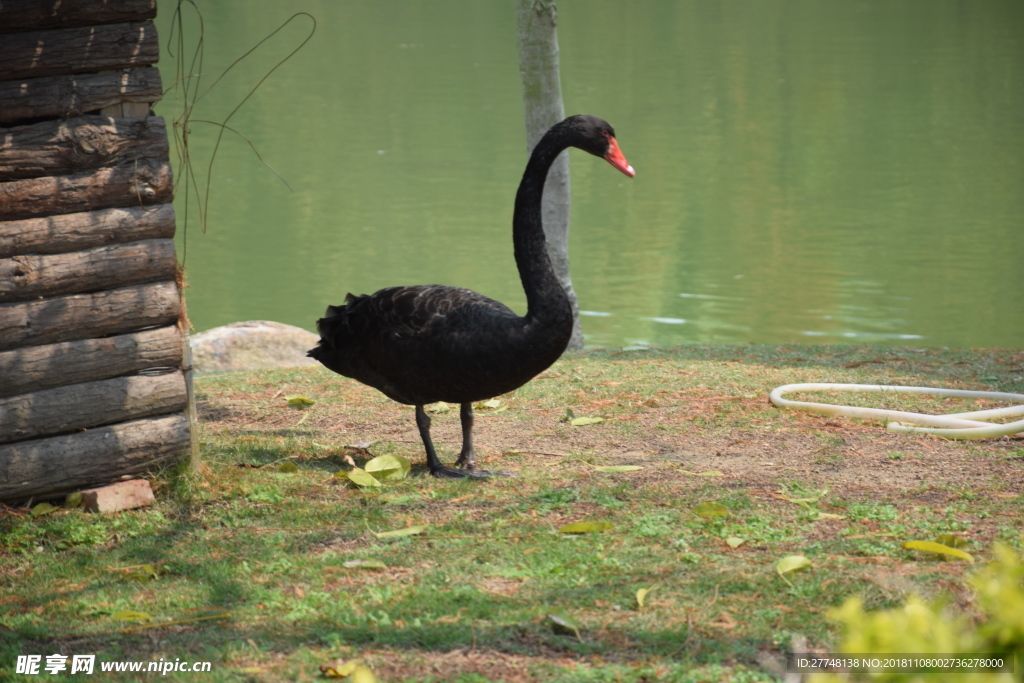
left=566, top=115, right=636, bottom=178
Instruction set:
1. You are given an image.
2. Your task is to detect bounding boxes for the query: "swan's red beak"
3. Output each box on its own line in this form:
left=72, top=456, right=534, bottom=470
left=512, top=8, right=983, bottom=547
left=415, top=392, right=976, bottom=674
left=604, top=137, right=635, bottom=177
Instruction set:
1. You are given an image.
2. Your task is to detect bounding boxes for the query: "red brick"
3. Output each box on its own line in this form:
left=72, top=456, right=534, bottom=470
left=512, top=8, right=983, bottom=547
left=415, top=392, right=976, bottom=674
left=79, top=479, right=155, bottom=513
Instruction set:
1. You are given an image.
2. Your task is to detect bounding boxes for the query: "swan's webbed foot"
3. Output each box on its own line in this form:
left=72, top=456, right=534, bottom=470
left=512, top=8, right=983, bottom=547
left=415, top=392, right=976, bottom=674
left=429, top=464, right=492, bottom=479
left=454, top=449, right=516, bottom=477
left=468, top=466, right=517, bottom=477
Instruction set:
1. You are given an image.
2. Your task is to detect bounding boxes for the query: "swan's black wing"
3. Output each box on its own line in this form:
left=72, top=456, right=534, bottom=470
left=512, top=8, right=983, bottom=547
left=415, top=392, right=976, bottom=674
left=335, top=286, right=515, bottom=339
left=308, top=285, right=525, bottom=404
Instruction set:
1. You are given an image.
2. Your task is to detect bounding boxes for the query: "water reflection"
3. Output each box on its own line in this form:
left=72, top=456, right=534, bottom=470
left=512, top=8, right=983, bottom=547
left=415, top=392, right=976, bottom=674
left=158, top=0, right=1024, bottom=349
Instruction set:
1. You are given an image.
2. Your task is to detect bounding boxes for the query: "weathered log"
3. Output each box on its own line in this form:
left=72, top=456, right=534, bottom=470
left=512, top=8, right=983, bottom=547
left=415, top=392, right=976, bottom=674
left=0, top=371, right=186, bottom=444
left=0, top=115, right=168, bottom=180
left=0, top=281, right=180, bottom=351
left=0, top=157, right=172, bottom=220
left=100, top=101, right=151, bottom=118
left=0, top=0, right=156, bottom=34
left=0, top=68, right=162, bottom=125
left=0, top=238, right=177, bottom=304
left=0, top=414, right=190, bottom=503
left=0, top=204, right=175, bottom=258
left=0, top=22, right=159, bottom=82
left=0, top=325, right=182, bottom=398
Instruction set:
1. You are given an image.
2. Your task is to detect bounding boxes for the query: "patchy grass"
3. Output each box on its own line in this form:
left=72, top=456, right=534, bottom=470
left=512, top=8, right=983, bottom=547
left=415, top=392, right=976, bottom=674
left=1, top=344, right=1022, bottom=682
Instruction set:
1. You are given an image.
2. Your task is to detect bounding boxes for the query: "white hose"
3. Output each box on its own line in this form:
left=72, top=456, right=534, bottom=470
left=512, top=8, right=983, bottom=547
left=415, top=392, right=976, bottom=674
left=769, top=383, right=1024, bottom=440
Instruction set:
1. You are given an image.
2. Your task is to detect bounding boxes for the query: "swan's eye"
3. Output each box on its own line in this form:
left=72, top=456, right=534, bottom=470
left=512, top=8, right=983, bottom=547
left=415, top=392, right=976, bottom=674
left=601, top=130, right=611, bottom=138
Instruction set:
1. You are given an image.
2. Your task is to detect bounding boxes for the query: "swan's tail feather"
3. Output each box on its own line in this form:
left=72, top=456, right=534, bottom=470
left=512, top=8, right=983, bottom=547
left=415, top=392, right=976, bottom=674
left=308, top=294, right=359, bottom=359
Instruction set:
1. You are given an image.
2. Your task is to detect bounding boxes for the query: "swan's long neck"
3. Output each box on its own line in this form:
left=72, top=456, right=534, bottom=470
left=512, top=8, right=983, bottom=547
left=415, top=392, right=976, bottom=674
left=512, top=128, right=573, bottom=324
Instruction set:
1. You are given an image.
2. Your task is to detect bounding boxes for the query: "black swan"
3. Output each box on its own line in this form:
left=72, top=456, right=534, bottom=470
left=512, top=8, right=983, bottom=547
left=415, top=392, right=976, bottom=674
left=308, top=115, right=634, bottom=478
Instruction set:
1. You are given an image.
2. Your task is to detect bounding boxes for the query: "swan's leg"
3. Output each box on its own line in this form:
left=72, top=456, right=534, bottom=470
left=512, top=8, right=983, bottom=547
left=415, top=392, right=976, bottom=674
left=455, top=402, right=516, bottom=476
left=415, top=404, right=488, bottom=479
left=455, top=402, right=480, bottom=471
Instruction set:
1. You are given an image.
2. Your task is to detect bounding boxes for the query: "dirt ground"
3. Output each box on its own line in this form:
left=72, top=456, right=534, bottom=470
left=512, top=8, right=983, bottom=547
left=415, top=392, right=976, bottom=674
left=198, top=376, right=1024, bottom=542
left=200, top=386, right=1023, bottom=493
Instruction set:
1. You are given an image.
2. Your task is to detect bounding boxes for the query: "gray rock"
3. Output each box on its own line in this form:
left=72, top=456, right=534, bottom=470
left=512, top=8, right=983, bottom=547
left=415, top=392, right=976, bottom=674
left=189, top=321, right=320, bottom=373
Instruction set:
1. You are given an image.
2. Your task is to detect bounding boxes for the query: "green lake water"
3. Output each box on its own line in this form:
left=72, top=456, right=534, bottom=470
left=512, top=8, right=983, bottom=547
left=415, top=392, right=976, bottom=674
left=155, top=0, right=1024, bottom=349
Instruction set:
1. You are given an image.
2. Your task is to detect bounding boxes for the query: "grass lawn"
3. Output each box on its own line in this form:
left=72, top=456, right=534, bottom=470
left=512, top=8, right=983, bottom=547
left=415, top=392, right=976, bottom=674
left=2, top=344, right=1022, bottom=682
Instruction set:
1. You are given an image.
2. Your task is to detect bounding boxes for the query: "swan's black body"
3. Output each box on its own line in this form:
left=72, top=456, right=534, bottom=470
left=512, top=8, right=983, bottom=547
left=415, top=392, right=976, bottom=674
left=309, top=115, right=633, bottom=478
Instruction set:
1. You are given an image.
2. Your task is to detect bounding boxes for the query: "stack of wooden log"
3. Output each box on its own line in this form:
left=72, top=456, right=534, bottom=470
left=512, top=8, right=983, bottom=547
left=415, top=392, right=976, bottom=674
left=0, top=0, right=194, bottom=504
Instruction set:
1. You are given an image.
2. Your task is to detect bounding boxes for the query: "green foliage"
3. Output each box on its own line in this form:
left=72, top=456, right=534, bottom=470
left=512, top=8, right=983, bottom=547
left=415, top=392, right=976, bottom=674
left=846, top=503, right=899, bottom=522
left=0, top=509, right=164, bottom=552
left=526, top=486, right=580, bottom=513
left=246, top=484, right=285, bottom=503
left=814, top=543, right=1024, bottom=682
left=972, top=544, right=1024, bottom=657
left=632, top=512, right=676, bottom=538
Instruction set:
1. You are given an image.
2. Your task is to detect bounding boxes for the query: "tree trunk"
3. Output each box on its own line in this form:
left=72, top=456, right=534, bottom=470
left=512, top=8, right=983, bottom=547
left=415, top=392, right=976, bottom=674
left=516, top=0, right=584, bottom=350
left=0, top=0, right=156, bottom=34
left=0, top=281, right=180, bottom=351
left=0, top=325, right=182, bottom=398
left=0, top=372, right=187, bottom=444
left=0, top=156, right=172, bottom=220
left=0, top=414, right=190, bottom=503
left=0, top=204, right=175, bottom=258
left=0, top=68, right=162, bottom=125
left=0, top=238, right=177, bottom=304
left=0, top=115, right=169, bottom=180
left=0, top=21, right=159, bottom=81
